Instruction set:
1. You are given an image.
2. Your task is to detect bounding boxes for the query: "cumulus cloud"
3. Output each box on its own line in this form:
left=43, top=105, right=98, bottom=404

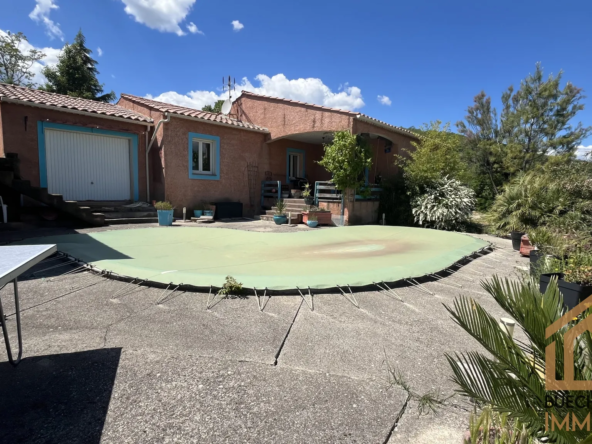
left=97, top=47, right=103, bottom=56
left=120, top=0, right=196, bottom=36
left=186, top=22, right=204, bottom=35
left=576, top=145, right=592, bottom=160
left=231, top=20, right=244, bottom=32
left=377, top=95, right=391, bottom=106
left=146, top=73, right=365, bottom=111
left=0, top=29, right=62, bottom=86
left=29, top=0, right=64, bottom=41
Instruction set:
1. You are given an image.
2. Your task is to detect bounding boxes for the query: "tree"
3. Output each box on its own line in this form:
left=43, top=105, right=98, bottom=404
left=317, top=130, right=373, bottom=194
left=202, top=100, right=225, bottom=113
left=0, top=31, right=45, bottom=87
left=396, top=121, right=469, bottom=196
left=42, top=30, right=114, bottom=102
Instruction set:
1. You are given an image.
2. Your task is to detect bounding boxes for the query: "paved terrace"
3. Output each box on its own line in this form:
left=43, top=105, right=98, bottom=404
left=0, top=221, right=528, bottom=443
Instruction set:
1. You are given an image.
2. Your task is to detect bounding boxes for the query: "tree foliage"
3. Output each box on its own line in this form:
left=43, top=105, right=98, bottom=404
left=42, top=30, right=114, bottom=102
left=318, top=130, right=373, bottom=193
left=396, top=121, right=469, bottom=196
left=202, top=100, right=225, bottom=113
left=0, top=31, right=45, bottom=87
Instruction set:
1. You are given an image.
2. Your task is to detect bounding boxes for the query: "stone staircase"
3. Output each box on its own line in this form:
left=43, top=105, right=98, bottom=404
left=260, top=198, right=308, bottom=222
left=0, top=153, right=105, bottom=226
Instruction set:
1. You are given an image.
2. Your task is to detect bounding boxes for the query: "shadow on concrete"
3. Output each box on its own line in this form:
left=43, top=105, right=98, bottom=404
left=0, top=348, right=121, bottom=444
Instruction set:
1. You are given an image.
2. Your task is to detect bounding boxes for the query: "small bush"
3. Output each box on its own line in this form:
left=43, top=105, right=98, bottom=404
left=412, top=177, right=476, bottom=231
left=275, top=199, right=286, bottom=215
left=154, top=201, right=174, bottom=211
left=217, top=276, right=243, bottom=297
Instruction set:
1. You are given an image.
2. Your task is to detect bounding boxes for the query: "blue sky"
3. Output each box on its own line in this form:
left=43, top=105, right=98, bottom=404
left=1, top=0, right=591, bottom=153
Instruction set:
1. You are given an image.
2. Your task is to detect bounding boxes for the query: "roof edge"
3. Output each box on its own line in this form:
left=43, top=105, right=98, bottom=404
left=0, top=97, right=154, bottom=126
left=356, top=115, right=420, bottom=139
left=169, top=113, right=269, bottom=134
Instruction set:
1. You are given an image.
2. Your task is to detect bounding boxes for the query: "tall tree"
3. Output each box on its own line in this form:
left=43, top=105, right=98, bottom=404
left=0, top=31, right=45, bottom=87
left=42, top=30, right=115, bottom=102
left=202, top=100, right=225, bottom=113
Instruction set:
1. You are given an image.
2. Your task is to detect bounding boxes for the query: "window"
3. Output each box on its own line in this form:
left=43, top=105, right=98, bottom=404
left=288, top=152, right=302, bottom=178
left=192, top=138, right=215, bottom=174
left=188, top=133, right=220, bottom=180
left=286, top=148, right=305, bottom=183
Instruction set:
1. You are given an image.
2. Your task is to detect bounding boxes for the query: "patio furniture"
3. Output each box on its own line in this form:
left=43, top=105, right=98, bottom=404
left=0, top=244, right=57, bottom=366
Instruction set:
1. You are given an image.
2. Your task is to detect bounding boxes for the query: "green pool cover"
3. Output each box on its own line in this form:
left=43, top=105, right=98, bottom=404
left=19, top=226, right=488, bottom=290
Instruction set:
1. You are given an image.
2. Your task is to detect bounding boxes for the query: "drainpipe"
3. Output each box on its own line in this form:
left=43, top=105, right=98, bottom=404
left=146, top=112, right=170, bottom=203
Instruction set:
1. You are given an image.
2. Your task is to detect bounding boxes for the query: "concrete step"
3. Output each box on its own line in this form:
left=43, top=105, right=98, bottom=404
left=105, top=217, right=158, bottom=225
left=93, top=211, right=158, bottom=219
left=282, top=198, right=306, bottom=204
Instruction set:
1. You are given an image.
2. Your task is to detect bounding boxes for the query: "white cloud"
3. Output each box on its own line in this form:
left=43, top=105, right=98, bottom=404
left=121, top=0, right=196, bottom=36
left=576, top=145, right=592, bottom=160
left=146, top=73, right=365, bottom=111
left=0, top=29, right=62, bottom=86
left=231, top=20, right=244, bottom=32
left=29, top=0, right=64, bottom=41
left=186, top=22, right=203, bottom=35
left=97, top=47, right=103, bottom=56
left=377, top=95, right=392, bottom=106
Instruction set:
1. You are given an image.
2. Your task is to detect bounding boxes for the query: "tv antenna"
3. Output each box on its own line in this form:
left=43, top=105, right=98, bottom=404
left=221, top=75, right=236, bottom=115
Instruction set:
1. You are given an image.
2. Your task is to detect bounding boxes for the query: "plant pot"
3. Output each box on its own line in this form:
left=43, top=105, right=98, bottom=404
left=157, top=209, right=174, bottom=226
left=540, top=272, right=563, bottom=295
left=558, top=279, right=592, bottom=310
left=193, top=210, right=203, bottom=217
left=306, top=220, right=318, bottom=228
left=304, top=196, right=314, bottom=205
left=303, top=211, right=332, bottom=225
left=529, top=250, right=543, bottom=276
left=281, top=192, right=290, bottom=199
left=511, top=231, right=526, bottom=251
left=203, top=210, right=214, bottom=217
left=273, top=215, right=287, bottom=225
left=519, top=235, right=533, bottom=257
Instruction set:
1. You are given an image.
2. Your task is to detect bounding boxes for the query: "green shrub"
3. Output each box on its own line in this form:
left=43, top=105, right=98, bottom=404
left=411, top=177, right=476, bottom=231
left=275, top=199, right=286, bottom=215
left=217, top=276, right=243, bottom=297
left=154, top=201, right=174, bottom=211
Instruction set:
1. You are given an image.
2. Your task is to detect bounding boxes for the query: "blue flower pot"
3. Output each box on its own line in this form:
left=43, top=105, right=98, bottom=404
left=204, top=210, right=214, bottom=217
left=307, top=220, right=318, bottom=228
left=273, top=215, right=287, bottom=225
left=193, top=210, right=203, bottom=217
left=157, top=210, right=174, bottom=226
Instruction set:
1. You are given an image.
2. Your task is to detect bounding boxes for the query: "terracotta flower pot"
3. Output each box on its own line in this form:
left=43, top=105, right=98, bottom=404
left=519, top=235, right=533, bottom=257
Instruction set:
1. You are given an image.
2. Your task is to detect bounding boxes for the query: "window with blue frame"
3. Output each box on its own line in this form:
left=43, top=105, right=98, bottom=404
left=188, top=132, right=220, bottom=180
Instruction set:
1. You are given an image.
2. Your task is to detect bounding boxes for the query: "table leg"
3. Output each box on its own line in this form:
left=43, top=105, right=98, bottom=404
left=0, top=278, right=23, bottom=366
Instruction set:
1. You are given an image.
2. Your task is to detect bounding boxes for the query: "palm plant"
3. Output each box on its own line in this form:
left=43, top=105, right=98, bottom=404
left=446, top=276, right=592, bottom=443
left=275, top=199, right=286, bottom=216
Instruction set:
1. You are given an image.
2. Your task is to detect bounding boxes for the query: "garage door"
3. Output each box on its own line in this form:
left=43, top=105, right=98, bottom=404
left=45, top=129, right=132, bottom=201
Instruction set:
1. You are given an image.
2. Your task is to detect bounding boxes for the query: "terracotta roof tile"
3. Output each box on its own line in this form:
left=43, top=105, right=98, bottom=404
left=0, top=83, right=153, bottom=124
left=119, top=93, right=268, bottom=132
left=238, top=91, right=419, bottom=138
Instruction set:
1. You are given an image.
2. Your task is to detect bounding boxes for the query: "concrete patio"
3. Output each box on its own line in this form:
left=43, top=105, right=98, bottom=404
left=0, top=221, right=528, bottom=443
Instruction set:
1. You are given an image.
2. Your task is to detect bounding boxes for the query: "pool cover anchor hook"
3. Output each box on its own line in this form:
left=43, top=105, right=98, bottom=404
left=428, top=273, right=463, bottom=289
left=374, top=281, right=404, bottom=303
left=405, top=278, right=435, bottom=296
left=157, top=283, right=181, bottom=305
left=206, top=285, right=225, bottom=310
left=296, top=287, right=314, bottom=311
left=254, top=287, right=270, bottom=312
left=112, top=277, right=140, bottom=298
left=337, top=285, right=359, bottom=308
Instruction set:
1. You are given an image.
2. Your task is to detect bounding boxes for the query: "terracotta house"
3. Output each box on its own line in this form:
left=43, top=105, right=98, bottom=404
left=0, top=82, right=419, bottom=225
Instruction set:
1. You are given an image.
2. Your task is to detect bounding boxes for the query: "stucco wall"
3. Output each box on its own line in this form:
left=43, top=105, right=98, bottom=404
left=267, top=138, right=331, bottom=185
left=0, top=102, right=149, bottom=200
left=161, top=116, right=268, bottom=217
left=233, top=95, right=353, bottom=141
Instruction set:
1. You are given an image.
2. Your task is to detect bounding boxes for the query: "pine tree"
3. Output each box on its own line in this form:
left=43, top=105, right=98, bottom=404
left=42, top=30, right=115, bottom=102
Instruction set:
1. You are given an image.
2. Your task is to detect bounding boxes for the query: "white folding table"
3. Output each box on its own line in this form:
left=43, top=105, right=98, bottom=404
left=0, top=244, right=57, bottom=366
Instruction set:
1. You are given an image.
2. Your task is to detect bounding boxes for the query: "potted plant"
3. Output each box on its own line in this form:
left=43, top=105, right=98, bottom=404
left=273, top=199, right=287, bottom=225
left=203, top=203, right=214, bottom=217
left=154, top=201, right=174, bottom=226
left=558, top=254, right=592, bottom=310
left=302, top=183, right=314, bottom=205
left=306, top=212, right=318, bottom=228
left=193, top=202, right=204, bottom=218
left=510, top=227, right=526, bottom=251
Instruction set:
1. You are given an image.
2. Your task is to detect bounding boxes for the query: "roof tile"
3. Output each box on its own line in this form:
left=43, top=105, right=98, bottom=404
left=119, top=93, right=268, bottom=132
left=0, top=83, right=153, bottom=123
